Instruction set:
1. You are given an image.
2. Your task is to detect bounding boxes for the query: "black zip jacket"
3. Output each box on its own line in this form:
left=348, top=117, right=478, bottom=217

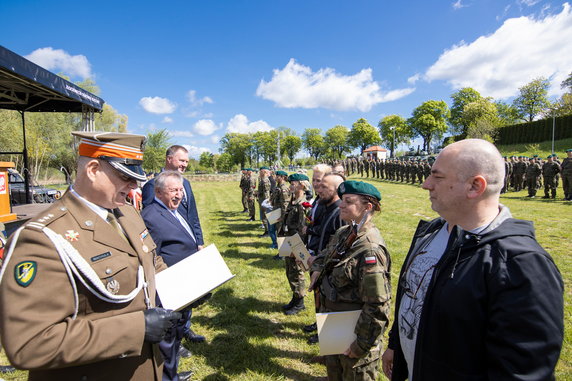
left=388, top=212, right=564, bottom=381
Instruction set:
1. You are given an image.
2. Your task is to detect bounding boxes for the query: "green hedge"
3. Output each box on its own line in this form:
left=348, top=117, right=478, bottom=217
left=496, top=115, right=572, bottom=145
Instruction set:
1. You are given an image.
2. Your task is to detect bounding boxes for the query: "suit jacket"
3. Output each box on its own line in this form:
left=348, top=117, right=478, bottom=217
left=0, top=191, right=166, bottom=381
left=142, top=176, right=204, bottom=246
left=141, top=199, right=199, bottom=267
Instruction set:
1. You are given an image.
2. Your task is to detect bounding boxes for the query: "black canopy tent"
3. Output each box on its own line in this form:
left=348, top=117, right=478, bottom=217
left=0, top=45, right=104, bottom=203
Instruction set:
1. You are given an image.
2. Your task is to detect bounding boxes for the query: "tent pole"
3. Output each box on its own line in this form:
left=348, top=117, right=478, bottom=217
left=20, top=111, right=31, bottom=204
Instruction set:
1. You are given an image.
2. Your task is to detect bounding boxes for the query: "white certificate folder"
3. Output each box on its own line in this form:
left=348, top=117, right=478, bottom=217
left=155, top=244, right=235, bottom=311
left=316, top=310, right=362, bottom=356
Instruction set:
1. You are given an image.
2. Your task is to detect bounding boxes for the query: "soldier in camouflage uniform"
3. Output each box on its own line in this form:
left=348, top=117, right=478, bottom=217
left=309, top=180, right=390, bottom=381
left=269, top=170, right=291, bottom=251
left=280, top=173, right=310, bottom=315
left=525, top=157, right=542, bottom=198
left=502, top=157, right=512, bottom=194
left=561, top=149, right=572, bottom=201
left=246, top=169, right=257, bottom=221
left=239, top=168, right=249, bottom=212
left=542, top=155, right=561, bottom=199
left=257, top=167, right=272, bottom=235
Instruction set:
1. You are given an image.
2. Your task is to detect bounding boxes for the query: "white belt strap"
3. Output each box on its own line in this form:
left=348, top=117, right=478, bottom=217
left=0, top=223, right=149, bottom=319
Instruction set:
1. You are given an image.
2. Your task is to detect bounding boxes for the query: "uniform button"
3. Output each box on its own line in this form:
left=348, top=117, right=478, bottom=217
left=105, top=268, right=112, bottom=275
left=85, top=220, right=93, bottom=227
left=142, top=245, right=149, bottom=253
left=465, top=234, right=470, bottom=239
left=60, top=207, right=67, bottom=211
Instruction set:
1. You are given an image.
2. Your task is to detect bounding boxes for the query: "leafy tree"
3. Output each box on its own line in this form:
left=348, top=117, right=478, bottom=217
left=408, top=100, right=450, bottom=153
left=302, top=128, right=326, bottom=160
left=143, top=129, right=171, bottom=173
left=463, top=98, right=500, bottom=141
left=378, top=115, right=411, bottom=158
left=220, top=132, right=253, bottom=167
left=282, top=135, right=302, bottom=162
left=513, top=77, right=551, bottom=122
left=494, top=101, right=521, bottom=126
left=552, top=72, right=572, bottom=117
left=449, top=88, right=482, bottom=135
left=199, top=151, right=215, bottom=169
left=348, top=118, right=380, bottom=154
left=215, top=152, right=234, bottom=172
left=561, top=71, right=572, bottom=92
left=324, top=125, right=350, bottom=159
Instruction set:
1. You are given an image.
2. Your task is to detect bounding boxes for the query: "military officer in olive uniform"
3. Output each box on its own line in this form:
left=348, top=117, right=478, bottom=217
left=246, top=169, right=257, bottom=221
left=239, top=168, right=249, bottom=212
left=561, top=149, right=572, bottom=200
left=525, top=157, right=542, bottom=198
left=309, top=181, right=391, bottom=381
left=280, top=173, right=310, bottom=315
left=257, top=167, right=272, bottom=235
left=0, top=132, right=181, bottom=381
left=268, top=170, right=291, bottom=251
left=542, top=155, right=561, bottom=199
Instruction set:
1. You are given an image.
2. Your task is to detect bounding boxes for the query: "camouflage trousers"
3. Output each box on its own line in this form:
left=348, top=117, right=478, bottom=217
left=285, top=257, right=306, bottom=298
left=247, top=197, right=256, bottom=219
left=241, top=190, right=248, bottom=210
left=544, top=176, right=557, bottom=197
left=326, top=354, right=380, bottom=381
left=563, top=173, right=572, bottom=199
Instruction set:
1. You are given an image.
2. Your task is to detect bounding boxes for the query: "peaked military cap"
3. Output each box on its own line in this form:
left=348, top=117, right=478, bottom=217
left=72, top=131, right=147, bottom=181
left=288, top=173, right=309, bottom=182
left=338, top=180, right=381, bottom=201
left=276, top=170, right=288, bottom=177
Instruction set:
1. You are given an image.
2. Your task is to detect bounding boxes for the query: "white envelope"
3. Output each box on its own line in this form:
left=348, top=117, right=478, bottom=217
left=266, top=208, right=282, bottom=225
left=155, top=244, right=235, bottom=311
left=316, top=310, right=362, bottom=356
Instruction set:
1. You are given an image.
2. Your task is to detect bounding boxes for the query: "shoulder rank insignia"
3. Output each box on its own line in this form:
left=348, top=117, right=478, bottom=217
left=15, top=261, right=37, bottom=287
left=65, top=230, right=80, bottom=242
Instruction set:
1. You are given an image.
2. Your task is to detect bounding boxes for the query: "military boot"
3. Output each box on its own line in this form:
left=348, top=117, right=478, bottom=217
left=284, top=296, right=305, bottom=315
left=282, top=295, right=295, bottom=310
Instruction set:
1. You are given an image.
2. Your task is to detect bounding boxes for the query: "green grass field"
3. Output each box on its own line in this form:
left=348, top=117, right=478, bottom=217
left=1, top=175, right=570, bottom=380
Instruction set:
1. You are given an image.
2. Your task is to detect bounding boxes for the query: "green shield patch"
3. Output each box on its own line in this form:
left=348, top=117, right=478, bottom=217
left=14, top=261, right=37, bottom=287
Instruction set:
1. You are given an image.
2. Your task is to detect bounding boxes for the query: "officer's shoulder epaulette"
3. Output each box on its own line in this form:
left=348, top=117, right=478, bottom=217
left=31, top=203, right=69, bottom=226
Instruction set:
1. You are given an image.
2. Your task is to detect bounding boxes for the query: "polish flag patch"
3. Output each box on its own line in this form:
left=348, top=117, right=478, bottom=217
left=365, top=256, right=377, bottom=264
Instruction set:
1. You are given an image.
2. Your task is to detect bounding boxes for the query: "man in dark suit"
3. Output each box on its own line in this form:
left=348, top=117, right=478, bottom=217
left=142, top=145, right=205, bottom=346
left=142, top=171, right=207, bottom=381
left=142, top=145, right=204, bottom=250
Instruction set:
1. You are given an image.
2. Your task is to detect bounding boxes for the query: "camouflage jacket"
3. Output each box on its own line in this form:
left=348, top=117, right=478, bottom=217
left=270, top=182, right=291, bottom=215
left=312, top=223, right=391, bottom=360
left=246, top=177, right=257, bottom=198
left=257, top=176, right=271, bottom=200
left=542, top=162, right=560, bottom=177
left=562, top=157, right=572, bottom=175
left=525, top=163, right=541, bottom=178
left=239, top=174, right=249, bottom=190
left=280, top=196, right=308, bottom=237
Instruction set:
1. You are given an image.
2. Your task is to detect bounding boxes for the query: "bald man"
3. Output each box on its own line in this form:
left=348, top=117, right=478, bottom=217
left=382, top=139, right=563, bottom=381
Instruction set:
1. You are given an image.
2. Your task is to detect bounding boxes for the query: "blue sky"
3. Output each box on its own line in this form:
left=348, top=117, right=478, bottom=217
left=2, top=0, right=571, bottom=158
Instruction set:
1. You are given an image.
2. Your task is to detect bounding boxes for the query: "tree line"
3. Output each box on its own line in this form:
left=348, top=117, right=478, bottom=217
left=217, top=73, right=572, bottom=169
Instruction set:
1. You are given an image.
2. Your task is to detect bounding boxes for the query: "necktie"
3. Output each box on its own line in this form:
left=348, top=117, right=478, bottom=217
left=107, top=211, right=128, bottom=242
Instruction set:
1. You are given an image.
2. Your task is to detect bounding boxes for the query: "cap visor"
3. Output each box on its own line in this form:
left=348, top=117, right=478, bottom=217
left=109, top=161, right=147, bottom=182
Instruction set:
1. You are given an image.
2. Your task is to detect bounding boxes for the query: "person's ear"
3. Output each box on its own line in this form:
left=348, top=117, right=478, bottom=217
left=468, top=175, right=487, bottom=199
left=85, top=159, right=102, bottom=182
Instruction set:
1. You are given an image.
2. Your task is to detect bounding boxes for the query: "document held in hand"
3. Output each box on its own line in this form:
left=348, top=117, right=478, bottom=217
left=155, top=244, right=235, bottom=311
left=277, top=233, right=311, bottom=270
left=265, top=208, right=281, bottom=225
left=316, top=310, right=362, bottom=356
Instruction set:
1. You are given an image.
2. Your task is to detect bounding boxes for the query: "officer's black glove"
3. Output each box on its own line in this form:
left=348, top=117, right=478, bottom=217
left=143, top=308, right=182, bottom=343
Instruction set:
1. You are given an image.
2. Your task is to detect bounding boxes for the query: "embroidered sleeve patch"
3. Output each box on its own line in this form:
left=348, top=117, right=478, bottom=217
left=15, top=261, right=37, bottom=287
left=364, top=256, right=377, bottom=264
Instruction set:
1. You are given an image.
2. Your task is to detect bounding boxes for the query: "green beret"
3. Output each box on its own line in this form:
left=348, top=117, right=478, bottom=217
left=288, top=173, right=309, bottom=182
left=566, top=149, right=572, bottom=152
left=337, top=180, right=381, bottom=201
left=276, top=170, right=288, bottom=177
left=260, top=166, right=269, bottom=170
left=246, top=168, right=253, bottom=171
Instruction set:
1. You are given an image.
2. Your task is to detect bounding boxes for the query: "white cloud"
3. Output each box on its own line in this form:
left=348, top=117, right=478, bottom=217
left=226, top=114, right=274, bottom=134
left=162, top=116, right=173, bottom=123
left=256, top=59, right=413, bottom=112
left=170, top=130, right=194, bottom=138
left=210, top=135, right=220, bottom=144
left=193, top=119, right=220, bottom=136
left=183, top=145, right=211, bottom=159
left=187, top=90, right=213, bottom=107
left=139, top=96, right=177, bottom=114
left=452, top=0, right=466, bottom=10
left=519, top=0, right=541, bottom=7
left=407, top=73, right=421, bottom=85
left=25, top=47, right=92, bottom=79
left=424, top=3, right=572, bottom=99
